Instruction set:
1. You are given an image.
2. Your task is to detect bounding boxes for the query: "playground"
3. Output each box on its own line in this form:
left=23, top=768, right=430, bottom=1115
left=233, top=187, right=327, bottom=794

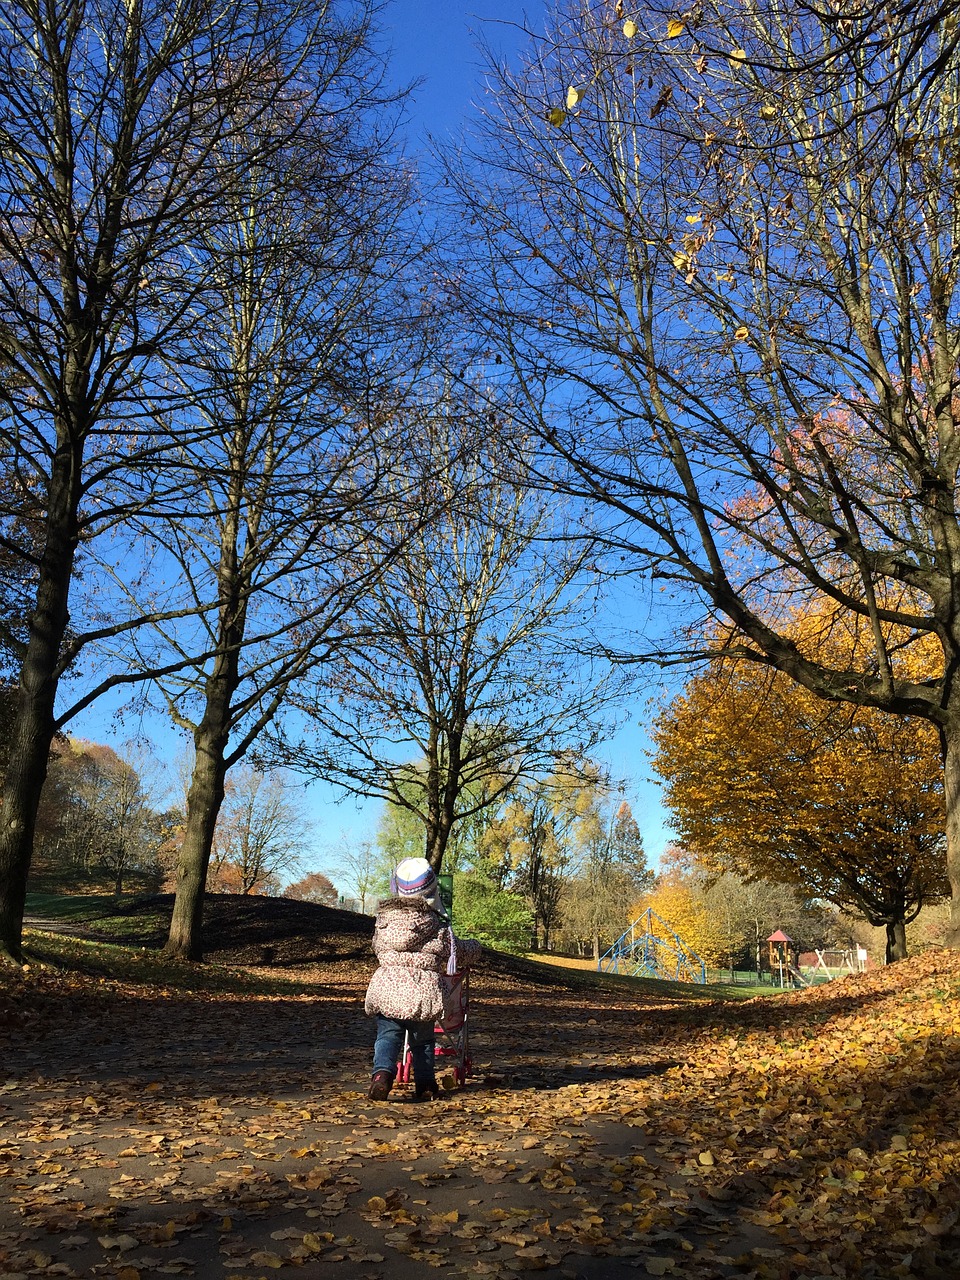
left=0, top=895, right=958, bottom=1280
left=598, top=911, right=871, bottom=990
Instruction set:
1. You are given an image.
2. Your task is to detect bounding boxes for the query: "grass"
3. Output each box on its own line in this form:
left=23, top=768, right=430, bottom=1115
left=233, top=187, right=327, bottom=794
left=523, top=951, right=771, bottom=1000
left=25, top=890, right=170, bottom=941
left=19, top=928, right=318, bottom=997
left=22, top=891, right=775, bottom=1003
left=24, top=891, right=118, bottom=919
left=21, top=926, right=770, bottom=1005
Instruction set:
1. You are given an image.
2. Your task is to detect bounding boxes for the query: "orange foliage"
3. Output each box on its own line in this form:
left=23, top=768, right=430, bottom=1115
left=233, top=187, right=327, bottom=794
left=653, top=610, right=947, bottom=941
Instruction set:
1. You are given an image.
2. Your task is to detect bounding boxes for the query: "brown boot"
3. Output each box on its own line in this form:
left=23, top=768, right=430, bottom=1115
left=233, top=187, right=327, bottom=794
left=368, top=1070, right=393, bottom=1101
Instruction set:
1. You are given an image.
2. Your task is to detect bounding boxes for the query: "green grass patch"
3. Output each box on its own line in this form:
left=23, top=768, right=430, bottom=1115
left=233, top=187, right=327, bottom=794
left=25, top=891, right=169, bottom=942
left=522, top=952, right=770, bottom=1001
left=20, top=929, right=318, bottom=997
left=24, top=891, right=117, bottom=920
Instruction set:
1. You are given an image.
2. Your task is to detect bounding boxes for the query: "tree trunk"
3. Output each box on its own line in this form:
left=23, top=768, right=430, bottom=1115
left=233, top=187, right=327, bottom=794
left=164, top=649, right=237, bottom=961
left=164, top=467, right=246, bottom=961
left=425, top=818, right=450, bottom=874
left=885, top=918, right=908, bottom=963
left=0, top=694, right=59, bottom=965
left=424, top=767, right=459, bottom=874
left=164, top=723, right=229, bottom=961
left=0, top=448, right=80, bottom=965
left=944, top=723, right=960, bottom=949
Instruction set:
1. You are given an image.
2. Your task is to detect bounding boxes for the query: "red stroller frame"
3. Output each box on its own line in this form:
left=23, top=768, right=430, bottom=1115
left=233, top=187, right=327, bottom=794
left=398, top=931, right=473, bottom=1089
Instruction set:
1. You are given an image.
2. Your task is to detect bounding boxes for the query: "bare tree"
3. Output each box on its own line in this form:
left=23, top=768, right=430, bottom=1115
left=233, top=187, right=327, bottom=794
left=452, top=0, right=960, bottom=947
left=0, top=0, right=355, bottom=965
left=274, top=398, right=619, bottom=874
left=124, top=16, right=420, bottom=960
left=206, top=766, right=309, bottom=895
left=331, top=837, right=390, bottom=913
left=640, top=0, right=960, bottom=139
left=33, top=739, right=167, bottom=894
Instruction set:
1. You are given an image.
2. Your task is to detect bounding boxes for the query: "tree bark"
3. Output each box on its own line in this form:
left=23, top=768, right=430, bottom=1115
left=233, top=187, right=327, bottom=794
left=164, top=716, right=229, bottom=961
left=944, top=723, right=960, bottom=950
left=426, top=808, right=455, bottom=874
left=885, top=919, right=908, bottom=963
left=423, top=728, right=462, bottom=874
left=0, top=446, right=80, bottom=965
left=163, top=645, right=239, bottom=961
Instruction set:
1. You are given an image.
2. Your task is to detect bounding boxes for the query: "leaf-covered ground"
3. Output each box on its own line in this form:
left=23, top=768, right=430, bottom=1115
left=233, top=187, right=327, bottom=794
left=1, top=896, right=958, bottom=1280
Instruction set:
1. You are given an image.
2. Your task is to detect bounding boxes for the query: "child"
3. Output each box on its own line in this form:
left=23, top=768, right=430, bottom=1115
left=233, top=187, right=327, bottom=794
left=364, top=857, right=480, bottom=1102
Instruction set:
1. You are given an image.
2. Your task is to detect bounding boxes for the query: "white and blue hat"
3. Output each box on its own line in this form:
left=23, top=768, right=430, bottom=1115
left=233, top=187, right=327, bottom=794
left=392, top=857, right=443, bottom=912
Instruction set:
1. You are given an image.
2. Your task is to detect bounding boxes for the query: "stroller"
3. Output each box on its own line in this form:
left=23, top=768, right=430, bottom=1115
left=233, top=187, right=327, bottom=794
left=397, top=930, right=472, bottom=1090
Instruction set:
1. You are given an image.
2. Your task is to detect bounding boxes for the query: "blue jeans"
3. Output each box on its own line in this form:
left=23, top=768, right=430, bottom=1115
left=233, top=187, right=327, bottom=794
left=372, top=1015, right=436, bottom=1085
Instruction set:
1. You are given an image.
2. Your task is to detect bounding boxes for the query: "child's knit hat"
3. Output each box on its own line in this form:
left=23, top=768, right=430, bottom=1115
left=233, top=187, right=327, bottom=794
left=392, top=857, right=443, bottom=912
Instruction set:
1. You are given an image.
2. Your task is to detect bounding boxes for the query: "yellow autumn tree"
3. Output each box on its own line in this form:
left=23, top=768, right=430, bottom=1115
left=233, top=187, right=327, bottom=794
left=629, top=867, right=738, bottom=970
left=482, top=757, right=607, bottom=950
left=652, top=612, right=947, bottom=963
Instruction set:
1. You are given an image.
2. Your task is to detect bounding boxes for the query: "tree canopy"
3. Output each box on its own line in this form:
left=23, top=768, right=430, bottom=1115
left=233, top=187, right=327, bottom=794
left=652, top=615, right=947, bottom=959
left=278, top=401, right=616, bottom=874
left=451, top=0, right=960, bottom=949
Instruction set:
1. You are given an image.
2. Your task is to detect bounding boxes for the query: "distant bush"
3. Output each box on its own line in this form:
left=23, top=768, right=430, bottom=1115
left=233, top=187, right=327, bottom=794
left=451, top=870, right=533, bottom=952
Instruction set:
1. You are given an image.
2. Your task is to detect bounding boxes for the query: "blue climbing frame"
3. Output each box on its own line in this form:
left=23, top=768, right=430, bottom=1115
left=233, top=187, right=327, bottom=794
left=598, top=908, right=707, bottom=983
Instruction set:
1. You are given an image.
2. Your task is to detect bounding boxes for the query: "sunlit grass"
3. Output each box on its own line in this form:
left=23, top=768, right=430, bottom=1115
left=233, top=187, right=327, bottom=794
left=25, top=890, right=169, bottom=941
left=19, top=928, right=317, bottom=998
left=24, top=891, right=117, bottom=919
left=523, top=952, right=771, bottom=1000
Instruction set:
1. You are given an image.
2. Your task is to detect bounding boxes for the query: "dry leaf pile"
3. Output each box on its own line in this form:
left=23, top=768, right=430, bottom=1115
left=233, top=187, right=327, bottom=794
left=1, top=918, right=958, bottom=1280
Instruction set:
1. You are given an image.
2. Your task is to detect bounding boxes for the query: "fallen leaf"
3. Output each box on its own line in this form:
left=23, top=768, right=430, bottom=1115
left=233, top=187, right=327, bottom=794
left=98, top=1234, right=139, bottom=1251
left=250, top=1250, right=285, bottom=1269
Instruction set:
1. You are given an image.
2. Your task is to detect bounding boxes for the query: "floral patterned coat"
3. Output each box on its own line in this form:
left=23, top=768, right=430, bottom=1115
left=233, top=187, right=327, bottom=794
left=363, top=896, right=481, bottom=1024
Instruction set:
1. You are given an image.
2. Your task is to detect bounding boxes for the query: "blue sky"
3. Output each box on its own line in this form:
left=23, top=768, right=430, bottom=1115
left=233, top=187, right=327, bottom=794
left=381, top=0, right=530, bottom=144
left=377, top=1, right=681, bottom=868
left=71, top=0, right=679, bottom=886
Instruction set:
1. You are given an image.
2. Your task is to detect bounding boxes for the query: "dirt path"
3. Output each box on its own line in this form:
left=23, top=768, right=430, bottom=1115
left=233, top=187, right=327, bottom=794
left=4, top=926, right=960, bottom=1280
left=0, top=955, right=780, bottom=1280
